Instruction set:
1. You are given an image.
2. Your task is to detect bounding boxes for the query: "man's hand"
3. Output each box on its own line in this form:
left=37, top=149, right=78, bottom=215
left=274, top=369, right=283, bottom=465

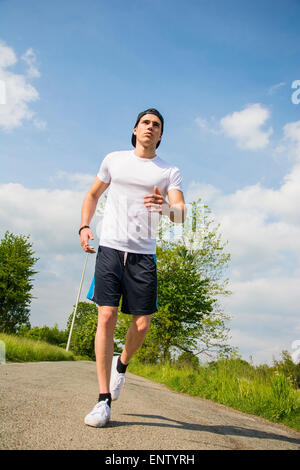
left=144, top=186, right=169, bottom=215
left=80, top=228, right=96, bottom=253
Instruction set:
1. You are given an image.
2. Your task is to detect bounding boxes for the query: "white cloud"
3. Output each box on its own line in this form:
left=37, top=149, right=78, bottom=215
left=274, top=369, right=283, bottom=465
left=186, top=119, right=300, bottom=363
left=0, top=42, right=17, bottom=68
left=51, top=171, right=95, bottom=190
left=187, top=162, right=300, bottom=280
left=229, top=328, right=290, bottom=366
left=0, top=180, right=100, bottom=329
left=195, top=117, right=208, bottom=130
left=273, top=120, right=300, bottom=163
left=0, top=41, right=44, bottom=131
left=220, top=103, right=273, bottom=150
left=185, top=181, right=222, bottom=204
left=226, top=278, right=300, bottom=318
left=267, top=81, right=285, bottom=95
left=282, top=121, right=300, bottom=158
left=21, top=48, right=40, bottom=79
left=224, top=277, right=300, bottom=365
left=195, top=116, right=220, bottom=134
left=30, top=274, right=95, bottom=327
left=33, top=118, right=47, bottom=130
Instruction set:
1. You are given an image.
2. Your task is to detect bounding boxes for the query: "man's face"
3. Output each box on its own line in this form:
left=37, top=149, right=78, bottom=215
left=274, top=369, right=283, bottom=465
left=133, top=114, right=162, bottom=148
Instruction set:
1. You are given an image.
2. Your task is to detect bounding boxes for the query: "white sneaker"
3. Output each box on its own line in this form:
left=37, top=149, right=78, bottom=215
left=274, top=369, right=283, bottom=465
left=84, top=399, right=111, bottom=427
left=110, top=355, right=126, bottom=401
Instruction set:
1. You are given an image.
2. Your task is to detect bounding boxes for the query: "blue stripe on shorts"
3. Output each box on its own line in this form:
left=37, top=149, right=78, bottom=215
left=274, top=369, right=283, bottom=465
left=86, top=276, right=95, bottom=301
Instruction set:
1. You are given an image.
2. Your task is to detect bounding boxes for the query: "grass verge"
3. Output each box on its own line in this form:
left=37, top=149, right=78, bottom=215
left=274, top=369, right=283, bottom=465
left=127, top=359, right=300, bottom=432
left=0, top=333, right=75, bottom=362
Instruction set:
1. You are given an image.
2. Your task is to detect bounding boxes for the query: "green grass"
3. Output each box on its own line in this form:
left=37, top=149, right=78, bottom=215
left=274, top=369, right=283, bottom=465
left=127, top=359, right=300, bottom=432
left=0, top=333, right=75, bottom=362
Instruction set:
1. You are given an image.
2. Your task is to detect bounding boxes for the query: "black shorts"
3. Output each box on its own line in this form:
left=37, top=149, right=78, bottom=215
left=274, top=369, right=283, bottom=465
left=86, top=245, right=158, bottom=316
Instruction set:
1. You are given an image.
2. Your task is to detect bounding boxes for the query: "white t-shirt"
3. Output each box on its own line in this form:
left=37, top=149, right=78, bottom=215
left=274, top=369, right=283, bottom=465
left=96, top=150, right=183, bottom=254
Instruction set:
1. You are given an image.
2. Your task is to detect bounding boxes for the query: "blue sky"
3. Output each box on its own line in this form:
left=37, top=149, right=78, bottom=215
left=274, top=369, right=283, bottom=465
left=1, top=0, right=300, bottom=364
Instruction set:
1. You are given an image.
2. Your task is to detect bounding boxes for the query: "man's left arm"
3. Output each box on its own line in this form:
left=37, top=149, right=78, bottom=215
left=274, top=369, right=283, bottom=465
left=144, top=186, right=186, bottom=223
left=164, top=188, right=186, bottom=223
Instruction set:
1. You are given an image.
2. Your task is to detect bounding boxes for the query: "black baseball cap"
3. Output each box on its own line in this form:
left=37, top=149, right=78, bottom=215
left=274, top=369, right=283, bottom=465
left=131, top=108, right=164, bottom=149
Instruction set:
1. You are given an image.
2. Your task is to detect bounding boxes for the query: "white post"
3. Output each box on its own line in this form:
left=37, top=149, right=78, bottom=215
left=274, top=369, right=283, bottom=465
left=66, top=252, right=89, bottom=352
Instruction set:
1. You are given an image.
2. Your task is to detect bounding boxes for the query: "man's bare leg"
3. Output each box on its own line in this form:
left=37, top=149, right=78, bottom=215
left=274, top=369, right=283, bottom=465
left=95, top=305, right=118, bottom=393
left=120, top=314, right=152, bottom=365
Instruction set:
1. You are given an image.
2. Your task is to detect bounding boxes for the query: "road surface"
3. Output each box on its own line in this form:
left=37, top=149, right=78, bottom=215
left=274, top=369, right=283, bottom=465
left=1, top=361, right=300, bottom=450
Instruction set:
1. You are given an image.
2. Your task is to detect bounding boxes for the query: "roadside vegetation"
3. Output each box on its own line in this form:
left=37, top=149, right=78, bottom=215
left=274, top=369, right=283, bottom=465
left=126, top=353, right=300, bottom=432
left=0, top=332, right=75, bottom=362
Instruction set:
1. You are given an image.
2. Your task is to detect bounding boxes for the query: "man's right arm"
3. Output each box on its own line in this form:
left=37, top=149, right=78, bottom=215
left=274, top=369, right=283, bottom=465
left=80, top=177, right=110, bottom=253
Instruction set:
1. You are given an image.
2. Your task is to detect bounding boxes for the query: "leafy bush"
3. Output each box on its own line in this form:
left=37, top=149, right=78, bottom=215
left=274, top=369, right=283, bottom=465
left=65, top=302, right=98, bottom=359
left=176, top=351, right=199, bottom=369
left=272, top=350, right=300, bottom=388
left=18, top=324, right=68, bottom=347
left=134, top=333, right=161, bottom=364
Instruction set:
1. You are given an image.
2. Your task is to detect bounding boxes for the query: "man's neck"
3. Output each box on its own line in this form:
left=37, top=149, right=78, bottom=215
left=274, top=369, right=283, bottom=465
left=134, top=143, right=156, bottom=159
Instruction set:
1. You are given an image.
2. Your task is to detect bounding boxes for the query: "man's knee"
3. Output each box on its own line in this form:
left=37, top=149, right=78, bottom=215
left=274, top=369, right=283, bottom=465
left=134, top=315, right=152, bottom=335
left=97, top=306, right=118, bottom=329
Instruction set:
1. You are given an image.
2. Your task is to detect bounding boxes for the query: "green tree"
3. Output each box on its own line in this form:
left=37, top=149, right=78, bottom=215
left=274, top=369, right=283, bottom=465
left=0, top=231, right=38, bottom=333
left=151, top=243, right=216, bottom=361
left=272, top=350, right=300, bottom=388
left=18, top=323, right=68, bottom=347
left=114, top=311, right=161, bottom=364
left=158, top=199, right=232, bottom=360
left=65, top=302, right=98, bottom=359
left=116, top=198, right=233, bottom=362
left=176, top=351, right=199, bottom=369
left=65, top=301, right=122, bottom=359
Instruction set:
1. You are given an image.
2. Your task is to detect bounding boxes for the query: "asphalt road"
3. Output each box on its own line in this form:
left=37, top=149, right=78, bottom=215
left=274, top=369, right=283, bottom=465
left=1, top=361, right=300, bottom=450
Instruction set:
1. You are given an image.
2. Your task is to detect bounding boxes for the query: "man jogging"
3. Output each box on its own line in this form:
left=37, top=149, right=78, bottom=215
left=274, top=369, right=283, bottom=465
left=80, top=108, right=185, bottom=427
